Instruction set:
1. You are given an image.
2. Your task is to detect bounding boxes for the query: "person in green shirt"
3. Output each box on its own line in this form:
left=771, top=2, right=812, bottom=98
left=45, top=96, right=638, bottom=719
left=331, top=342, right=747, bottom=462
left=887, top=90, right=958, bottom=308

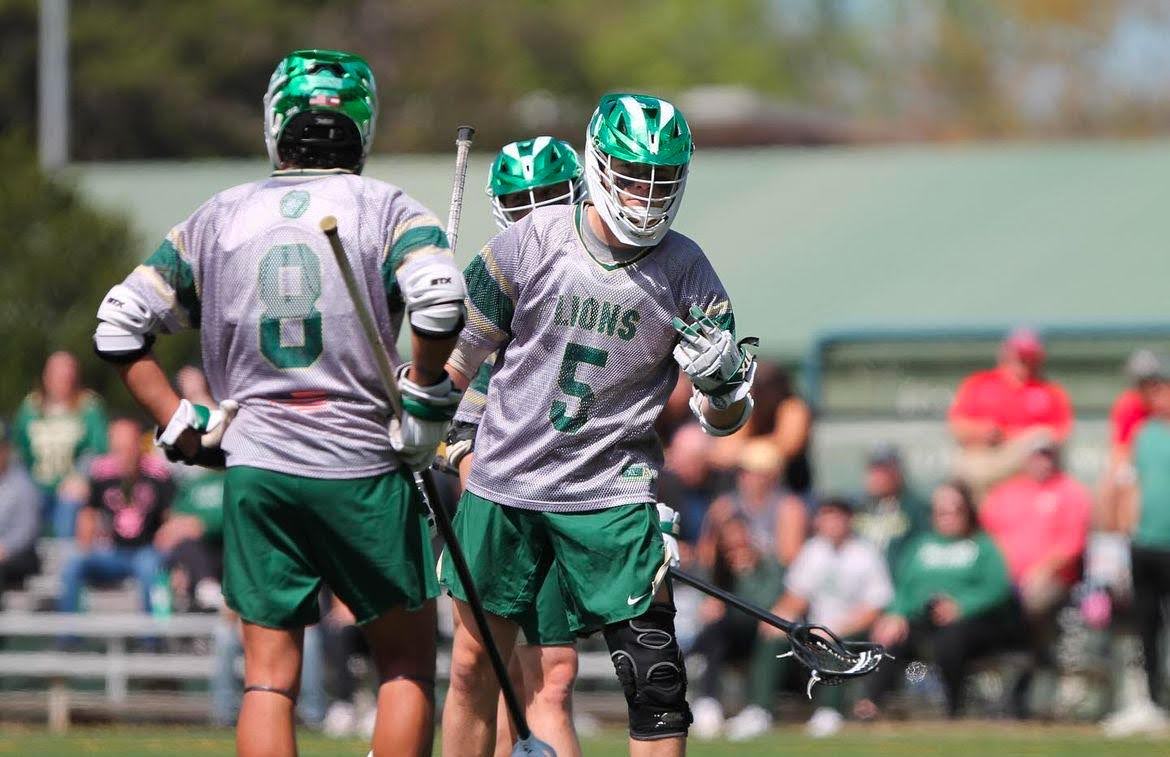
left=854, top=444, right=931, bottom=578
left=689, top=515, right=786, bottom=740
left=856, top=479, right=1020, bottom=718
left=1130, top=377, right=1170, bottom=714
left=11, top=351, right=108, bottom=536
left=153, top=368, right=227, bottom=613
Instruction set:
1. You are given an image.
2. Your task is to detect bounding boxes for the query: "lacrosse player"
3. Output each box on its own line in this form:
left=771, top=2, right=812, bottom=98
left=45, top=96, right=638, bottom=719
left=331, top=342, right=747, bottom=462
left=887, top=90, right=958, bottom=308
left=445, top=135, right=587, bottom=757
left=91, top=49, right=464, bottom=757
left=440, top=94, right=756, bottom=757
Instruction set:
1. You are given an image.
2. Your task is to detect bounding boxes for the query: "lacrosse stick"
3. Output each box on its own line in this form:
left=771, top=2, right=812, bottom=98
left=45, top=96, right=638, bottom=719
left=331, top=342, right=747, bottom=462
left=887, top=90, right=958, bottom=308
left=669, top=567, right=888, bottom=696
left=321, top=126, right=553, bottom=756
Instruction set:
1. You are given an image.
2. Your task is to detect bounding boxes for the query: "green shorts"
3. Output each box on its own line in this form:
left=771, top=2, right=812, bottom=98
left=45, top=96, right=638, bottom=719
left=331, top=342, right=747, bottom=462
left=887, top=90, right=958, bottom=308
left=222, top=466, right=438, bottom=629
left=441, top=491, right=664, bottom=635
left=517, top=565, right=574, bottom=646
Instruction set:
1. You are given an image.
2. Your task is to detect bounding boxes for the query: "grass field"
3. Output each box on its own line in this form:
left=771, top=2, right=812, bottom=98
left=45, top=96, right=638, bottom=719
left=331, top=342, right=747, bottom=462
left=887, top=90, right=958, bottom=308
left=0, top=724, right=1167, bottom=756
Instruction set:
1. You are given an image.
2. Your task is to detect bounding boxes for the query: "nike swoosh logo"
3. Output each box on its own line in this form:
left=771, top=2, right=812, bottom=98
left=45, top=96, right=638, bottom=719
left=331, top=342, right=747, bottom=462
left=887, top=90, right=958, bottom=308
left=627, top=591, right=650, bottom=606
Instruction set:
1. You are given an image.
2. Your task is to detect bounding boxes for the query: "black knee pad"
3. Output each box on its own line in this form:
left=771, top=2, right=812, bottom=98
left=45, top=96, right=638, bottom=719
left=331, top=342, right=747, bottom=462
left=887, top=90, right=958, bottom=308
left=603, top=602, right=692, bottom=740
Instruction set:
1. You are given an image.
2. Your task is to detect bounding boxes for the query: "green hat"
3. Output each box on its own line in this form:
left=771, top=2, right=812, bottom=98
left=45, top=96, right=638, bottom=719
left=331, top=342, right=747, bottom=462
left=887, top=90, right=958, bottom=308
left=584, top=93, right=693, bottom=246
left=487, top=137, right=585, bottom=229
left=263, top=49, right=377, bottom=172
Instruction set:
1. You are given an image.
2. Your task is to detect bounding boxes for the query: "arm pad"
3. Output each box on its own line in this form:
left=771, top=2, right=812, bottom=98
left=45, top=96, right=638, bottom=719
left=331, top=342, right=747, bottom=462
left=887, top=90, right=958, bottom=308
left=401, top=259, right=467, bottom=339
left=94, top=284, right=156, bottom=362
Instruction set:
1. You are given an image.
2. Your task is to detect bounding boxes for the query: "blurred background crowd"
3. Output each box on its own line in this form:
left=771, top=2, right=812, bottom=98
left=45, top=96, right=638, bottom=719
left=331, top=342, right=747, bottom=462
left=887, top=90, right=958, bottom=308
left=4, top=332, right=1170, bottom=739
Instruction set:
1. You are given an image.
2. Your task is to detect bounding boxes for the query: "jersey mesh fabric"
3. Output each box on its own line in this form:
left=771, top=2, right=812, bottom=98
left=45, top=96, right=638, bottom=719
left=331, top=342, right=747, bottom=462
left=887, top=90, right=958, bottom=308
left=453, top=351, right=496, bottom=426
left=459, top=204, right=733, bottom=512
left=118, top=171, right=458, bottom=478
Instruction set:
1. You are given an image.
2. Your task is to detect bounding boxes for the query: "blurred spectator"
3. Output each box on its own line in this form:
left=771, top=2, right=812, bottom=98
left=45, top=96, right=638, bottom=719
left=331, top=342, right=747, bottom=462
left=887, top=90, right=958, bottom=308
left=755, top=497, right=893, bottom=738
left=1099, top=349, right=1167, bottom=534
left=57, top=418, right=174, bottom=615
left=11, top=351, right=109, bottom=536
left=155, top=367, right=225, bottom=613
left=853, top=444, right=930, bottom=577
left=658, top=422, right=731, bottom=546
left=980, top=444, right=1091, bottom=621
left=0, top=419, right=41, bottom=609
left=320, top=597, right=375, bottom=738
left=858, top=480, right=1019, bottom=719
left=156, top=470, right=224, bottom=612
left=711, top=364, right=814, bottom=500
left=949, top=328, right=1073, bottom=497
left=1128, top=375, right=1170, bottom=722
left=698, top=438, right=807, bottom=570
left=689, top=515, right=786, bottom=739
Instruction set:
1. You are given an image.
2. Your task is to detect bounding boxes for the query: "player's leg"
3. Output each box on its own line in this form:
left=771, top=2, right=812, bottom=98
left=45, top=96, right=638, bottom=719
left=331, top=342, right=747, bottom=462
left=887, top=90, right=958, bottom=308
left=446, top=600, right=522, bottom=756
left=492, top=652, right=526, bottom=757
left=362, top=602, right=438, bottom=756
left=301, top=471, right=443, bottom=756
left=512, top=566, right=581, bottom=757
left=221, top=467, right=324, bottom=757
left=517, top=644, right=581, bottom=757
left=440, top=491, right=547, bottom=756
left=238, top=622, right=303, bottom=757
left=549, top=504, right=690, bottom=756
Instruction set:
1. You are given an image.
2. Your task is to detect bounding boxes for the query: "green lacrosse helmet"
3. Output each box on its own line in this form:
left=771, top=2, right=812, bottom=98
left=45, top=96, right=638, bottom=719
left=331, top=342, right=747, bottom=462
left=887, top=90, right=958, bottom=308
left=263, top=49, right=377, bottom=173
left=486, top=137, right=586, bottom=229
left=585, top=93, right=694, bottom=246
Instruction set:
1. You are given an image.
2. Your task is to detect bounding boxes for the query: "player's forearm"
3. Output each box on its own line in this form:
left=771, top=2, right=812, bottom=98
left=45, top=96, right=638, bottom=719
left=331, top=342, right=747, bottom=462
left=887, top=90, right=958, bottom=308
left=702, top=397, right=748, bottom=430
left=445, top=339, right=495, bottom=391
left=409, top=332, right=459, bottom=386
left=117, top=354, right=181, bottom=427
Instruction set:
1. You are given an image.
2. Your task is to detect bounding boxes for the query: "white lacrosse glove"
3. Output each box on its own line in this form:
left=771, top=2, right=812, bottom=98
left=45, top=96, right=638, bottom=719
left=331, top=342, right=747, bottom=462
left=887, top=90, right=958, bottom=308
left=155, top=399, right=238, bottom=468
left=391, top=363, right=462, bottom=471
left=658, top=502, right=681, bottom=568
left=441, top=421, right=478, bottom=471
left=653, top=502, right=682, bottom=592
left=671, top=305, right=757, bottom=410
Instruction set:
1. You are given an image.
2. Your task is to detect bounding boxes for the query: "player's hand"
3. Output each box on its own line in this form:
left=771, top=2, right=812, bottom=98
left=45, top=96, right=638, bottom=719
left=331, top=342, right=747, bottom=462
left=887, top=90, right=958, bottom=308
left=872, top=614, right=909, bottom=646
left=392, top=364, right=461, bottom=471
left=156, top=399, right=238, bottom=468
left=441, top=421, right=477, bottom=470
left=931, top=597, right=960, bottom=626
left=671, top=305, right=756, bottom=409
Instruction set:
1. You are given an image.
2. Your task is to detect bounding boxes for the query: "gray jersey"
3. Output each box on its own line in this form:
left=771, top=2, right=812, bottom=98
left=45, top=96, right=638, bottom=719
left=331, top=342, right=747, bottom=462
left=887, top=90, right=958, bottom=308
left=456, top=203, right=734, bottom=512
left=118, top=170, right=458, bottom=478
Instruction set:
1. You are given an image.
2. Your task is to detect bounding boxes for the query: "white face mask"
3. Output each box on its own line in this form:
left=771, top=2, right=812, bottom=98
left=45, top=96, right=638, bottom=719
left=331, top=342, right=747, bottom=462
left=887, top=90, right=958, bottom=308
left=488, top=178, right=586, bottom=230
left=584, top=142, right=689, bottom=247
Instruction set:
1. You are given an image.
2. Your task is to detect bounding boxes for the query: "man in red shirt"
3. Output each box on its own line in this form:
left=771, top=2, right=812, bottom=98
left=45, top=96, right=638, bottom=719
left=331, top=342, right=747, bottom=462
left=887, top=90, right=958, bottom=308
left=949, top=328, right=1073, bottom=497
left=981, top=444, right=1091, bottom=617
left=1100, top=350, right=1167, bottom=533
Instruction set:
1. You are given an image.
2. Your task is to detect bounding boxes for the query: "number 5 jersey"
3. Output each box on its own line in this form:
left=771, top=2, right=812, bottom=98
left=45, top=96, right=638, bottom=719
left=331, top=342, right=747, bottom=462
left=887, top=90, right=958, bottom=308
left=451, top=203, right=734, bottom=512
left=113, top=170, right=459, bottom=478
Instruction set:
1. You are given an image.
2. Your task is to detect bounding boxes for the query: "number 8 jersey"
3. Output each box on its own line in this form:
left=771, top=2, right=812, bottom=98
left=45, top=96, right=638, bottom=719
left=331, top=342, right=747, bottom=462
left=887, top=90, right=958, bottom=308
left=453, top=203, right=734, bottom=512
left=114, top=170, right=459, bottom=478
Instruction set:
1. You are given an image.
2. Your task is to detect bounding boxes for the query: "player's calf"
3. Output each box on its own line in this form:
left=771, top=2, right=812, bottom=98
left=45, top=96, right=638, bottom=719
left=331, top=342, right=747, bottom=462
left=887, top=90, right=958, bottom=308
left=604, top=601, right=693, bottom=741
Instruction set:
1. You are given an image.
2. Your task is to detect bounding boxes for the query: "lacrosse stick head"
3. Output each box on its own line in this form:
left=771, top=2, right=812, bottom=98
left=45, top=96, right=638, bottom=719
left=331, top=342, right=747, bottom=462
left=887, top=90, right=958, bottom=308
left=512, top=734, right=557, bottom=756
left=777, top=623, right=889, bottom=697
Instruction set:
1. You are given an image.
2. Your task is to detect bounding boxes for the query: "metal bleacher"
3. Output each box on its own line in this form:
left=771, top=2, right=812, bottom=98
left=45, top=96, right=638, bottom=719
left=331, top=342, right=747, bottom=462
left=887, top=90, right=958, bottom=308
left=0, top=538, right=622, bottom=731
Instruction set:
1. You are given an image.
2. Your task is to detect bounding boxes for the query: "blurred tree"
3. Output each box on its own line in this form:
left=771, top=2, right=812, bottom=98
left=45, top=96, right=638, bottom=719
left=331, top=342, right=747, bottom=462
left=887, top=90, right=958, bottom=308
left=0, top=133, right=197, bottom=417
left=1, top=0, right=1168, bottom=159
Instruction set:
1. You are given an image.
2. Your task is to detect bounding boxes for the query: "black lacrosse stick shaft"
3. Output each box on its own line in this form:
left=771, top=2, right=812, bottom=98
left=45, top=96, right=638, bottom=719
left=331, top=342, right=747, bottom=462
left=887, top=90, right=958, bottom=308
left=668, top=566, right=796, bottom=633
left=417, top=469, right=532, bottom=740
